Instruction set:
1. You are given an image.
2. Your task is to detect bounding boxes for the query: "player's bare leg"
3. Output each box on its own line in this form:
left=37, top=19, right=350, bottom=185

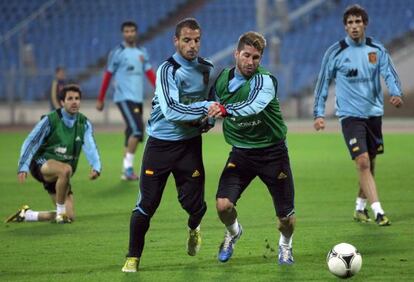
left=356, top=156, right=375, bottom=199
left=122, top=136, right=139, bottom=180
left=40, top=160, right=72, bottom=223
left=354, top=153, right=389, bottom=226
left=278, top=215, right=295, bottom=264
left=217, top=198, right=237, bottom=226
left=4, top=205, right=55, bottom=222
left=6, top=182, right=74, bottom=223
left=355, top=153, right=378, bottom=203
left=127, top=136, right=139, bottom=154
left=278, top=216, right=295, bottom=243
left=354, top=185, right=371, bottom=222
left=49, top=193, right=75, bottom=220
left=354, top=158, right=376, bottom=222
left=216, top=198, right=243, bottom=262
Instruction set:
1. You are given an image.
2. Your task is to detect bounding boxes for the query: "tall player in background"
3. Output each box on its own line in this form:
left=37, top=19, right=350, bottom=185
left=122, top=18, right=215, bottom=272
left=313, top=5, right=403, bottom=226
left=96, top=21, right=156, bottom=181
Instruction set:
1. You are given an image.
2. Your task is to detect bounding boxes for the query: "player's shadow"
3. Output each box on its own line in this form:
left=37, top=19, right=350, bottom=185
left=94, top=181, right=139, bottom=198
left=76, top=211, right=128, bottom=222
left=1, top=263, right=122, bottom=278
left=214, top=256, right=298, bottom=282
left=3, top=223, right=69, bottom=237
left=138, top=255, right=278, bottom=272
left=133, top=256, right=298, bottom=281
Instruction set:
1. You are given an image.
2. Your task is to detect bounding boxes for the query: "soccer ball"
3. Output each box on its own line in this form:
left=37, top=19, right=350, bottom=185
left=327, top=243, right=362, bottom=278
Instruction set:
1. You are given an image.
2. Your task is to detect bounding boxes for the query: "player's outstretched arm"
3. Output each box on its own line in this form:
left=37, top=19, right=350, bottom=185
left=17, top=117, right=50, bottom=175
left=221, top=75, right=275, bottom=117
left=208, top=102, right=226, bottom=118
left=156, top=63, right=213, bottom=122
left=145, top=69, right=156, bottom=88
left=142, top=47, right=156, bottom=88
left=313, top=44, right=336, bottom=120
left=97, top=47, right=120, bottom=111
left=82, top=121, right=102, bottom=176
left=96, top=71, right=112, bottom=111
left=379, top=45, right=403, bottom=108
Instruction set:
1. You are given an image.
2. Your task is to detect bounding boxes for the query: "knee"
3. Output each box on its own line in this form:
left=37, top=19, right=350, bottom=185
left=180, top=198, right=206, bottom=215
left=216, top=198, right=234, bottom=214
left=59, top=164, right=72, bottom=179
left=355, top=155, right=371, bottom=171
left=131, top=130, right=141, bottom=138
left=132, top=209, right=148, bottom=218
left=135, top=204, right=154, bottom=218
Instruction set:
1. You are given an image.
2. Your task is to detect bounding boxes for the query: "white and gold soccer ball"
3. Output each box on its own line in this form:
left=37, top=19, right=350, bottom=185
left=327, top=243, right=362, bottom=278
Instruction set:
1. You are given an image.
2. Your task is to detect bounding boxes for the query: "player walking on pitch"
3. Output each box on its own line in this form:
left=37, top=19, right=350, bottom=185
left=122, top=18, right=215, bottom=272
left=313, top=5, right=403, bottom=226
left=7, top=85, right=101, bottom=224
left=209, top=31, right=296, bottom=265
left=96, top=21, right=156, bottom=181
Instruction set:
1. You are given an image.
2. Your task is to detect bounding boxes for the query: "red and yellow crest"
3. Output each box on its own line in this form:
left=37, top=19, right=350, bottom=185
left=368, top=52, right=377, bottom=64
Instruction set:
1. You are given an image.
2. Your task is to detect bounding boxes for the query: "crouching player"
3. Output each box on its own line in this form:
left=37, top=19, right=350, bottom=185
left=6, top=85, right=101, bottom=224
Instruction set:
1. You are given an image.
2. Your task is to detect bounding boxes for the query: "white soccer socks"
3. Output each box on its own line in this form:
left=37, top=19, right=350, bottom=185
left=123, top=153, right=135, bottom=169
left=226, top=219, right=240, bottom=237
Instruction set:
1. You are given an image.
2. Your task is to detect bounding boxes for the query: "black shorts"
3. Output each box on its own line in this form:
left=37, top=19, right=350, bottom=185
left=341, top=116, right=384, bottom=160
left=29, top=161, right=72, bottom=195
left=116, top=100, right=144, bottom=145
left=216, top=140, right=295, bottom=218
left=134, top=135, right=206, bottom=217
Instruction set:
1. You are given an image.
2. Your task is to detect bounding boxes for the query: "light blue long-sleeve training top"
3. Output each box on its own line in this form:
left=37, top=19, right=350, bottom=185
left=107, top=42, right=152, bottom=103
left=146, top=52, right=214, bottom=141
left=314, top=36, right=402, bottom=119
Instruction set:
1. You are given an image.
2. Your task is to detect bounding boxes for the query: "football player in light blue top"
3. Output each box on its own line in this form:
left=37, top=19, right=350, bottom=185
left=97, top=21, right=156, bottom=180
left=122, top=18, right=215, bottom=273
left=313, top=4, right=403, bottom=226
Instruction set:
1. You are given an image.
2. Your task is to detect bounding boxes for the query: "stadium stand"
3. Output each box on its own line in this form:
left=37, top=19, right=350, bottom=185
left=275, top=0, right=414, bottom=97
left=0, top=0, right=188, bottom=100
left=1, top=0, right=414, bottom=101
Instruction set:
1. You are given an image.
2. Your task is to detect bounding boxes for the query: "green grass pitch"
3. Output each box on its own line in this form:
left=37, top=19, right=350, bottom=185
left=1, top=131, right=413, bottom=281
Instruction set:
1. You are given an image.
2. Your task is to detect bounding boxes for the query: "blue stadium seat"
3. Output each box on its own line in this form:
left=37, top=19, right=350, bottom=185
left=1, top=0, right=414, bottom=100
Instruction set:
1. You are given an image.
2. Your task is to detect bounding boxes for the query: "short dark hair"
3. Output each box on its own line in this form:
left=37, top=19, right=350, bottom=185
left=237, top=31, right=267, bottom=54
left=59, top=84, right=82, bottom=102
left=343, top=4, right=369, bottom=25
left=55, top=66, right=65, bottom=73
left=121, top=21, right=138, bottom=31
left=175, top=18, right=201, bottom=38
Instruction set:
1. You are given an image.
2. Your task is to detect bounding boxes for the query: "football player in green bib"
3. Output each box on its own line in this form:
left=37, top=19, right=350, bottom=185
left=209, top=32, right=296, bottom=265
left=6, top=85, right=101, bottom=224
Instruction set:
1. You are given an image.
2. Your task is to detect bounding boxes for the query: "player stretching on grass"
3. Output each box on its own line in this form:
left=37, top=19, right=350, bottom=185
left=122, top=18, right=215, bottom=272
left=96, top=21, right=156, bottom=181
left=209, top=31, right=296, bottom=265
left=313, top=5, right=403, bottom=226
left=6, top=85, right=101, bottom=224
